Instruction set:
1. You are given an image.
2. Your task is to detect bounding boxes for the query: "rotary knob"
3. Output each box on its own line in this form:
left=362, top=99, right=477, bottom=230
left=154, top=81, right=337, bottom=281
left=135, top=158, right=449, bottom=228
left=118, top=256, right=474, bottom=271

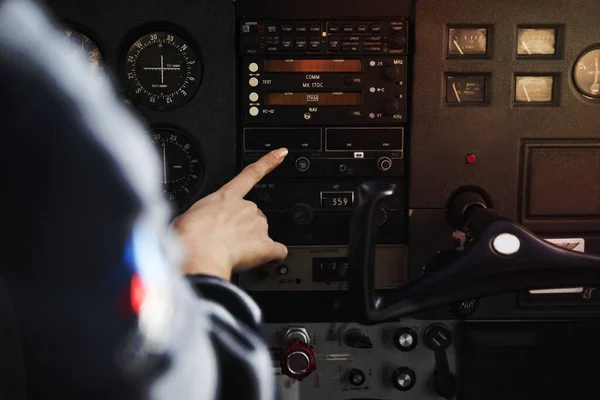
left=390, top=34, right=407, bottom=49
left=382, top=64, right=401, bottom=81
left=393, top=327, right=418, bottom=352
left=348, top=369, right=366, bottom=386
left=279, top=340, right=317, bottom=381
left=425, top=324, right=453, bottom=351
left=291, top=203, right=314, bottom=226
left=377, top=157, right=393, bottom=172
left=380, top=99, right=400, bottom=116
left=392, top=367, right=416, bottom=391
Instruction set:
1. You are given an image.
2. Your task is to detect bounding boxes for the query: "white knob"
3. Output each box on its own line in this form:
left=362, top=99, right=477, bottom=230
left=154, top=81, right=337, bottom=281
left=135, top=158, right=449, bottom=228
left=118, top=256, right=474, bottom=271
left=249, top=77, right=259, bottom=87
left=248, top=62, right=259, bottom=72
left=249, top=92, right=259, bottom=102
left=249, top=107, right=259, bottom=116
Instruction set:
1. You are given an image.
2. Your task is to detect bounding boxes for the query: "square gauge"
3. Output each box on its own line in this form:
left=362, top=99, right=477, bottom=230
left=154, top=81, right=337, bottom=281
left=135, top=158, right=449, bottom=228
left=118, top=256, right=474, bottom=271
left=446, top=75, right=487, bottom=104
left=517, top=28, right=557, bottom=55
left=515, top=76, right=554, bottom=103
left=448, top=27, right=488, bottom=56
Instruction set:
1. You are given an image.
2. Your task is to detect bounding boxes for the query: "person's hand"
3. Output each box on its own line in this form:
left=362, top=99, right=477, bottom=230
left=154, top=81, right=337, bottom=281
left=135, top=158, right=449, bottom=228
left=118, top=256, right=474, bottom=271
left=171, top=148, right=289, bottom=281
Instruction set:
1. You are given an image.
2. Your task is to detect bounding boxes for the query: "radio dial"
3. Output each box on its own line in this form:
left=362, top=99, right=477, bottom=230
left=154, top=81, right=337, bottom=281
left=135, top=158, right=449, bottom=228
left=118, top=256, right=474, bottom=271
left=291, top=203, right=314, bottom=226
left=382, top=65, right=401, bottom=82
left=381, top=99, right=400, bottom=116
left=390, top=34, right=407, bottom=49
left=377, top=157, right=393, bottom=172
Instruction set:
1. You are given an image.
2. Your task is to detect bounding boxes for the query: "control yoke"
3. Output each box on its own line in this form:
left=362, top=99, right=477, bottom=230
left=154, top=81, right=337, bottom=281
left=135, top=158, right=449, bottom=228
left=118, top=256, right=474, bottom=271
left=348, top=181, right=600, bottom=324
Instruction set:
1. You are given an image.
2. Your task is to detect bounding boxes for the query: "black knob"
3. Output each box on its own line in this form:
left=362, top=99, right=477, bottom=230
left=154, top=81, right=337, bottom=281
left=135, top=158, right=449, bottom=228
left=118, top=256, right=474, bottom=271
left=377, top=157, right=393, bottom=172
left=390, top=34, right=406, bottom=49
left=393, top=327, right=418, bottom=352
left=448, top=190, right=488, bottom=228
left=349, top=369, right=366, bottom=386
left=382, top=65, right=401, bottom=81
left=435, top=370, right=458, bottom=399
left=391, top=367, right=416, bottom=391
left=380, top=99, right=400, bottom=116
left=291, top=203, right=313, bottom=226
left=425, top=324, right=452, bottom=351
left=295, top=157, right=311, bottom=172
left=449, top=299, right=478, bottom=318
left=344, top=76, right=358, bottom=86
left=344, top=329, right=373, bottom=349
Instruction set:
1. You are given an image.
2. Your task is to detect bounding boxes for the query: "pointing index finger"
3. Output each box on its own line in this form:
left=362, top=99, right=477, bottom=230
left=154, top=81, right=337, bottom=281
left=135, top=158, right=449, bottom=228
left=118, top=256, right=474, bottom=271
left=221, top=148, right=288, bottom=197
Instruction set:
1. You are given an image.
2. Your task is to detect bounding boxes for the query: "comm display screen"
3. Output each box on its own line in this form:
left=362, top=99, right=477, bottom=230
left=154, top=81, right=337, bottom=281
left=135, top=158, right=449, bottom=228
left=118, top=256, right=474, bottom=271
left=264, top=59, right=362, bottom=72
left=265, top=92, right=361, bottom=106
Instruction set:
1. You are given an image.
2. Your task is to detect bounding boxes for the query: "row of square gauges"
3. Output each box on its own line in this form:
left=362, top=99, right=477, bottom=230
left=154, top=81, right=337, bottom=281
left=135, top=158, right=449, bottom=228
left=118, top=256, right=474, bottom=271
left=447, top=26, right=560, bottom=57
left=446, top=74, right=558, bottom=105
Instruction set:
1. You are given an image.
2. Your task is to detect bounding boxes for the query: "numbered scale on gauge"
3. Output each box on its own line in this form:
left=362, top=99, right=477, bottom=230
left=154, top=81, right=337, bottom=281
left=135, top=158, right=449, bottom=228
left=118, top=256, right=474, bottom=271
left=515, top=76, right=554, bottom=103
left=446, top=75, right=486, bottom=103
left=150, top=128, right=205, bottom=208
left=517, top=28, right=557, bottom=55
left=574, top=48, right=600, bottom=98
left=124, top=31, right=202, bottom=109
left=59, top=28, right=106, bottom=77
left=447, top=27, right=488, bottom=56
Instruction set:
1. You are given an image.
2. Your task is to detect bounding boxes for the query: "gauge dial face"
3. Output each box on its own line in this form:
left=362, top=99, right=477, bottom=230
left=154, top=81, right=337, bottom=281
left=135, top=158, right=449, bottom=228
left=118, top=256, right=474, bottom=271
left=515, top=76, right=554, bottom=103
left=59, top=28, right=106, bottom=76
left=517, top=28, right=557, bottom=55
left=573, top=48, right=600, bottom=98
left=150, top=128, right=204, bottom=207
left=446, top=75, right=486, bottom=103
left=448, top=28, right=488, bottom=56
left=124, top=31, right=201, bottom=110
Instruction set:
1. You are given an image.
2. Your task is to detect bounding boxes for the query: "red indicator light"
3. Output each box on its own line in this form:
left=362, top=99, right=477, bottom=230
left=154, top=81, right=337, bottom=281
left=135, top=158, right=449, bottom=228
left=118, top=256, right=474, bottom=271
left=257, top=25, right=265, bottom=33
left=466, top=154, right=477, bottom=164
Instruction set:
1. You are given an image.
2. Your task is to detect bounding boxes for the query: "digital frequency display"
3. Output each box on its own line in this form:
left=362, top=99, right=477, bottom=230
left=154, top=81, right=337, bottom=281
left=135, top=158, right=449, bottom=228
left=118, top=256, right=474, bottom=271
left=264, top=59, right=362, bottom=72
left=265, top=92, right=361, bottom=106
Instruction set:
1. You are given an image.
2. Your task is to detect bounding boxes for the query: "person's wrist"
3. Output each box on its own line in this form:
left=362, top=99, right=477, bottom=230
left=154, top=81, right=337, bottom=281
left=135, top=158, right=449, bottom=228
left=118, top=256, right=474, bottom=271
left=182, top=262, right=231, bottom=281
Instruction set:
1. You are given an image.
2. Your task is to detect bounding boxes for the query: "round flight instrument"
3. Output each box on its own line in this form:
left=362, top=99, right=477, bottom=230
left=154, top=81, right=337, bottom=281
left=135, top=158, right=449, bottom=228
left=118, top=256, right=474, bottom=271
left=150, top=128, right=204, bottom=208
left=573, top=47, right=600, bottom=99
left=59, top=28, right=106, bottom=76
left=124, top=31, right=201, bottom=110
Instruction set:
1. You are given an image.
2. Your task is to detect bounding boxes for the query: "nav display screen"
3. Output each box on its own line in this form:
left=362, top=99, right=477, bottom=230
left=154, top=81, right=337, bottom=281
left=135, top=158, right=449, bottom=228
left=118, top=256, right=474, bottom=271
left=264, top=59, right=362, bottom=72
left=265, top=92, right=361, bottom=106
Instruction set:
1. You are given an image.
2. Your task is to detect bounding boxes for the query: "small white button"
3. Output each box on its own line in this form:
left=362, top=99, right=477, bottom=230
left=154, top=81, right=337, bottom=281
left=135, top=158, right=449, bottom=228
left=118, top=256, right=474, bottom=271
left=249, top=92, right=259, bottom=102
left=249, top=107, right=259, bottom=116
left=492, top=233, right=521, bottom=256
left=249, top=77, right=259, bottom=87
left=248, top=62, right=259, bottom=72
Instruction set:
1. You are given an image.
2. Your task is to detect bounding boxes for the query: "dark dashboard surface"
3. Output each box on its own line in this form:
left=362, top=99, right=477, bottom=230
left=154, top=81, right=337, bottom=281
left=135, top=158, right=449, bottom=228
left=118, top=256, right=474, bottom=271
left=37, top=0, right=600, bottom=398
left=43, top=0, right=600, bottom=318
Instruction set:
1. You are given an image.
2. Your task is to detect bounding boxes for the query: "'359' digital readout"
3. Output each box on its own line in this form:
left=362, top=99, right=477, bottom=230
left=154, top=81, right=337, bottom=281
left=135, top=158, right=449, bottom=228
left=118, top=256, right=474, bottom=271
left=320, top=191, right=355, bottom=209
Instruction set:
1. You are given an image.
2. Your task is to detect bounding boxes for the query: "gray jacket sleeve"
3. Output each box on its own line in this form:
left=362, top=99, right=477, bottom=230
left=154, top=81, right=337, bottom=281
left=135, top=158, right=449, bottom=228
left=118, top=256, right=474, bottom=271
left=0, top=1, right=274, bottom=399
